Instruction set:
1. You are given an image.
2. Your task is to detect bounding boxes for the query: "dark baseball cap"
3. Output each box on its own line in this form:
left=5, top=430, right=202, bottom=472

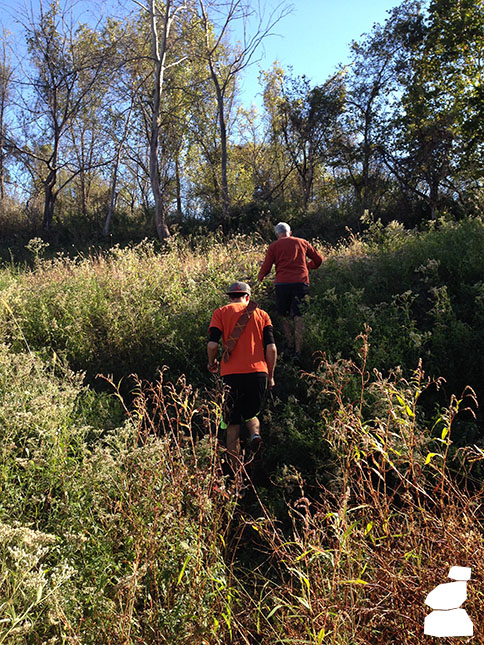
left=226, top=281, right=251, bottom=296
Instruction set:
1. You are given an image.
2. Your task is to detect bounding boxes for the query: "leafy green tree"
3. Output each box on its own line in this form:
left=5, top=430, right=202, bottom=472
left=102, top=90, right=136, bottom=237
left=105, top=14, right=157, bottom=229
left=259, top=62, right=297, bottom=203
left=183, top=88, right=222, bottom=216
left=124, top=1, right=212, bottom=238
left=389, top=0, right=484, bottom=218
left=276, top=71, right=345, bottom=211
left=229, top=105, right=269, bottom=205
left=338, top=18, right=405, bottom=217
left=144, top=0, right=190, bottom=239
left=425, top=0, right=484, bottom=206
left=327, top=1, right=427, bottom=223
left=197, top=0, right=290, bottom=220
left=62, top=23, right=116, bottom=221
left=13, top=1, right=114, bottom=231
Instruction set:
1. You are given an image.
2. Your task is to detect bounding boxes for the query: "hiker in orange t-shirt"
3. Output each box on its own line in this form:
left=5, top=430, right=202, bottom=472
left=258, top=222, right=323, bottom=362
left=207, top=282, right=277, bottom=470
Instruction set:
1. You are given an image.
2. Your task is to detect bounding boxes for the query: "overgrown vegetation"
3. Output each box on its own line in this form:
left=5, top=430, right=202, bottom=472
left=0, top=234, right=266, bottom=384
left=0, top=220, right=483, bottom=642
left=0, top=347, right=238, bottom=643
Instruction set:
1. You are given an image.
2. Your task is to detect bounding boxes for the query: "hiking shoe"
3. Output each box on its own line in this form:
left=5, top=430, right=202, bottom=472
left=249, top=434, right=263, bottom=452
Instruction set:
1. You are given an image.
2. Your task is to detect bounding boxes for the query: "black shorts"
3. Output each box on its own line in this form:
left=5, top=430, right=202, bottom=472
left=275, top=283, right=309, bottom=317
left=222, top=372, right=267, bottom=426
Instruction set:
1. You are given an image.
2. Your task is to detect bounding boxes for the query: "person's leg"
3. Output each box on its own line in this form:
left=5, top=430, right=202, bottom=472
left=245, top=416, right=262, bottom=450
left=241, top=373, right=267, bottom=450
left=294, top=316, right=304, bottom=355
left=276, top=285, right=295, bottom=353
left=245, top=416, right=260, bottom=439
left=281, top=316, right=295, bottom=352
left=226, top=423, right=242, bottom=472
left=292, top=284, right=309, bottom=358
left=222, top=375, right=243, bottom=475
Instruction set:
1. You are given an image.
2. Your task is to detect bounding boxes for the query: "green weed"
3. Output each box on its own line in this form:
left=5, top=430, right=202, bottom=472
left=0, top=221, right=483, bottom=642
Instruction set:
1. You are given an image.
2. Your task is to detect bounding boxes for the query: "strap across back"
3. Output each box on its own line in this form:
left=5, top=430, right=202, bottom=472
left=222, top=301, right=258, bottom=363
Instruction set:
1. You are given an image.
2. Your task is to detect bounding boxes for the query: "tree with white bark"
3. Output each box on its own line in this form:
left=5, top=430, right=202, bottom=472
left=197, top=0, right=291, bottom=221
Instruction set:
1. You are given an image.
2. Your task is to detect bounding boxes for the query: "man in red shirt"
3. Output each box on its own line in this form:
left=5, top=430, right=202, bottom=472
left=207, top=282, right=277, bottom=472
left=258, top=222, right=323, bottom=361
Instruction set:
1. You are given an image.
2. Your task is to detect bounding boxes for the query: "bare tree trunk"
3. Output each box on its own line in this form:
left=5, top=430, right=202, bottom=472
left=175, top=150, right=183, bottom=219
left=103, top=100, right=134, bottom=238
left=80, top=169, right=87, bottom=218
left=43, top=167, right=57, bottom=232
left=302, top=165, right=313, bottom=211
left=209, top=64, right=230, bottom=219
left=361, top=117, right=371, bottom=213
left=0, top=103, right=5, bottom=200
left=0, top=93, right=5, bottom=200
left=103, top=162, right=119, bottom=239
left=149, top=0, right=171, bottom=241
left=0, top=43, right=11, bottom=201
left=42, top=124, right=60, bottom=232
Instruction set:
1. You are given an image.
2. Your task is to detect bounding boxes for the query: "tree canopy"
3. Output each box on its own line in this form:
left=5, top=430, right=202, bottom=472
left=1, top=0, right=483, bottom=241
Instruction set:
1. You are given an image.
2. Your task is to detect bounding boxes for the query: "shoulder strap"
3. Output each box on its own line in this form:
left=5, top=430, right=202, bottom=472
left=222, top=301, right=258, bottom=363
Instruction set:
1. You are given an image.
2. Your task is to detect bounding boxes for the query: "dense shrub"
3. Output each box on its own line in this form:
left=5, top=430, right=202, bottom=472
left=306, top=217, right=484, bottom=410
left=0, top=234, right=269, bottom=387
left=0, top=346, right=240, bottom=643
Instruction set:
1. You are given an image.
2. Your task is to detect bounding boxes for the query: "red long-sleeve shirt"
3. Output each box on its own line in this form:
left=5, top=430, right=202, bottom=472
left=258, top=236, right=323, bottom=284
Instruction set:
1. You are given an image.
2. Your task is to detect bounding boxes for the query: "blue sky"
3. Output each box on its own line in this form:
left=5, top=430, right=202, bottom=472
left=238, top=0, right=401, bottom=107
left=0, top=0, right=401, bottom=106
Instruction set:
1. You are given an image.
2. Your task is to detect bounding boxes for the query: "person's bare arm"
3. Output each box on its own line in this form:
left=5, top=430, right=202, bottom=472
left=265, top=343, right=277, bottom=388
left=207, top=341, right=219, bottom=373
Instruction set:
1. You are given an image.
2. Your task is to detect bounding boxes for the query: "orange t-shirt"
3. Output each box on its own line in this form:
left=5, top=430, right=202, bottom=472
left=258, top=236, right=323, bottom=284
left=209, top=302, right=272, bottom=376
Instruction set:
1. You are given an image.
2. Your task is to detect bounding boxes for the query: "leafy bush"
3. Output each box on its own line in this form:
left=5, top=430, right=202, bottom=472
left=0, top=234, right=269, bottom=387
left=306, top=217, right=484, bottom=407
left=0, top=346, right=239, bottom=643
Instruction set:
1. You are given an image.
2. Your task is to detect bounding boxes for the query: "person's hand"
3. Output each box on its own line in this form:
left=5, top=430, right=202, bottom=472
left=207, top=359, right=219, bottom=374
left=268, top=376, right=275, bottom=389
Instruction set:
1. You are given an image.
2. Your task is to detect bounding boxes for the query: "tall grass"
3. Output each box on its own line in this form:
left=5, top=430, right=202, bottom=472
left=226, top=332, right=484, bottom=643
left=1, top=220, right=484, bottom=642
left=0, top=346, right=245, bottom=643
left=3, top=339, right=481, bottom=643
left=2, top=219, right=484, bottom=403
left=0, top=234, right=270, bottom=386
